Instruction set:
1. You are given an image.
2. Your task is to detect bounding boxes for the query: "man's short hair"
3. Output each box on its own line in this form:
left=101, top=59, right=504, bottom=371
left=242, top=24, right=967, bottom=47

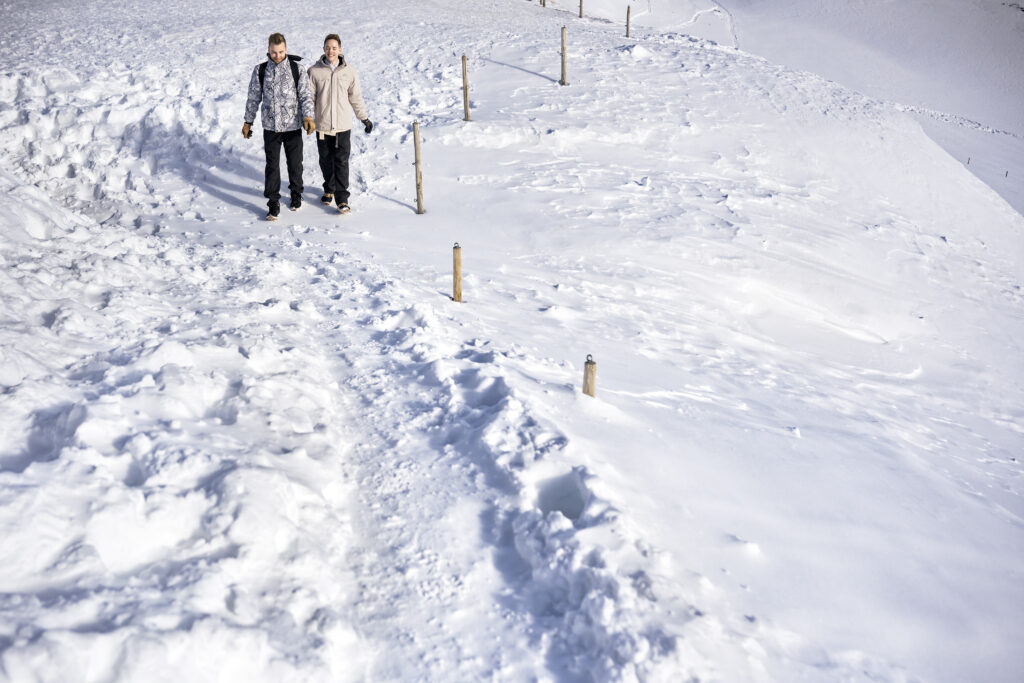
left=324, top=34, right=341, bottom=46
left=268, top=32, right=286, bottom=46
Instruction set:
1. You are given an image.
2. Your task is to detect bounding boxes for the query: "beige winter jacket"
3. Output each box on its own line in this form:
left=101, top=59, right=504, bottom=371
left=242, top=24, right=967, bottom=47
left=307, top=55, right=369, bottom=135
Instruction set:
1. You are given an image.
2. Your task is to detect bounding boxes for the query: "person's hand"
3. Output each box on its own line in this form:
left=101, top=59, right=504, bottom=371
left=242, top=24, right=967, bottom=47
left=362, top=119, right=373, bottom=134
left=242, top=122, right=252, bottom=139
left=303, top=117, right=316, bottom=135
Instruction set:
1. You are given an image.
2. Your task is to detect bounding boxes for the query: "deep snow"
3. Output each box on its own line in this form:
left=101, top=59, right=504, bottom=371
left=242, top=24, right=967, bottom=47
left=1, top=1, right=1022, bottom=681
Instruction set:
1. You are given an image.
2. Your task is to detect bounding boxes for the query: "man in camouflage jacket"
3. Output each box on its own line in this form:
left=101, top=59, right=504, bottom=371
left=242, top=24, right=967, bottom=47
left=242, top=32, right=316, bottom=220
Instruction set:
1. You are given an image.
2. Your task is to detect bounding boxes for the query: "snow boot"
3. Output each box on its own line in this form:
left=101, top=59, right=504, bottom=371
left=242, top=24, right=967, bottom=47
left=290, top=196, right=302, bottom=212
left=267, top=201, right=281, bottom=221
left=320, top=193, right=333, bottom=205
left=338, top=202, right=351, bottom=215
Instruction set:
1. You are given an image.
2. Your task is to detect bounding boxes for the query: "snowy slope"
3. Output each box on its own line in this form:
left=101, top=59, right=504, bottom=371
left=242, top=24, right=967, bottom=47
left=576, top=0, right=1024, bottom=214
left=712, top=0, right=1024, bottom=220
left=2, top=1, right=1023, bottom=681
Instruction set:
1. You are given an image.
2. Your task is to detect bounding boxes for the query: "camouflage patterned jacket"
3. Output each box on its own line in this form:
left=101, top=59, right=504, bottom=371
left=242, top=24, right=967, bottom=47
left=243, top=55, right=314, bottom=132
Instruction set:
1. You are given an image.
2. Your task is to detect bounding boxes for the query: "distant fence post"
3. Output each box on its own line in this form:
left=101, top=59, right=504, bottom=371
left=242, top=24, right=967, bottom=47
left=627, top=6, right=631, bottom=37
left=582, top=355, right=596, bottom=397
left=560, top=27, right=568, bottom=86
left=579, top=0, right=583, bottom=19
left=453, top=243, right=463, bottom=302
left=462, top=55, right=471, bottom=122
left=413, top=121, right=425, bottom=214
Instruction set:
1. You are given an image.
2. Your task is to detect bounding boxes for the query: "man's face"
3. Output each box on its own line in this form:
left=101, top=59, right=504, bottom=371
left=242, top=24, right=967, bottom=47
left=323, top=39, right=341, bottom=63
left=268, top=41, right=287, bottom=64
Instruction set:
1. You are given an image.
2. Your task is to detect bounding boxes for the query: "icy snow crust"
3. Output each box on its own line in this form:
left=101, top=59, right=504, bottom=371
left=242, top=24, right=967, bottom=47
left=1, top=0, right=1022, bottom=681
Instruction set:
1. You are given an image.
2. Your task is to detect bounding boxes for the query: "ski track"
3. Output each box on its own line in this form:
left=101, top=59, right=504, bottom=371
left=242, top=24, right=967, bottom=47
left=1, top=0, right=1023, bottom=681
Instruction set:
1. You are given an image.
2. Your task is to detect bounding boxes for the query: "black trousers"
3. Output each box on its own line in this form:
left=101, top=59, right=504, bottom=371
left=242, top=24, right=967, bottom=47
left=263, top=129, right=303, bottom=203
left=316, top=130, right=351, bottom=204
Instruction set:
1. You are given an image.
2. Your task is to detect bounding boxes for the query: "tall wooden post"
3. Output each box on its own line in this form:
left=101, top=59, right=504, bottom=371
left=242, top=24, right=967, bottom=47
left=579, top=0, right=583, bottom=19
left=413, top=122, right=424, bottom=214
left=452, top=243, right=463, bottom=302
left=461, top=55, right=471, bottom=122
left=582, top=355, right=596, bottom=397
left=627, top=6, right=631, bottom=37
left=560, top=27, right=568, bottom=86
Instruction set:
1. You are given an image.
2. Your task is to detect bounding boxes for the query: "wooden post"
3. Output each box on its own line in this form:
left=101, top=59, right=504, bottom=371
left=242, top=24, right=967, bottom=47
left=413, top=121, right=424, bottom=214
left=579, top=0, right=583, bottom=19
left=626, top=5, right=631, bottom=37
left=582, top=355, right=596, bottom=397
left=560, top=27, right=568, bottom=86
left=452, top=243, right=463, bottom=302
left=541, top=0, right=545, bottom=6
left=461, top=55, right=471, bottom=122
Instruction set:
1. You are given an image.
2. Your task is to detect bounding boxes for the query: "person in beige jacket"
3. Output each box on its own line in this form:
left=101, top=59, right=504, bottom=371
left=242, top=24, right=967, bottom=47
left=307, top=33, right=372, bottom=214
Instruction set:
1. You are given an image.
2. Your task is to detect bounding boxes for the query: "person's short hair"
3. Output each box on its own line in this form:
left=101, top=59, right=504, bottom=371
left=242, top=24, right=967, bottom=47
left=324, top=34, right=341, bottom=46
left=268, top=33, right=286, bottom=46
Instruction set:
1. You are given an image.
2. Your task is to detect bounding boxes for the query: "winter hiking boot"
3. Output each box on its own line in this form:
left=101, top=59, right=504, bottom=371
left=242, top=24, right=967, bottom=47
left=320, top=193, right=333, bottom=205
left=267, top=201, right=281, bottom=221
left=338, top=202, right=351, bottom=215
left=290, top=196, right=302, bottom=212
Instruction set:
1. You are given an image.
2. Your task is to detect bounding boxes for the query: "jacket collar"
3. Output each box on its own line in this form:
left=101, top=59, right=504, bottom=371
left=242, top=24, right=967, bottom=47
left=317, top=54, right=346, bottom=68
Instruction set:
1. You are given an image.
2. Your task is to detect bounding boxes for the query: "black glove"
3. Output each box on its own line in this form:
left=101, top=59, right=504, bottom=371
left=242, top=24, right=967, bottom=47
left=362, top=119, right=373, bottom=134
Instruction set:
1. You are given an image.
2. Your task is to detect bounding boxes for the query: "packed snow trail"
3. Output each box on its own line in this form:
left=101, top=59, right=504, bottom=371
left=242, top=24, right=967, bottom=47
left=0, top=167, right=758, bottom=681
left=2, top=0, right=1023, bottom=681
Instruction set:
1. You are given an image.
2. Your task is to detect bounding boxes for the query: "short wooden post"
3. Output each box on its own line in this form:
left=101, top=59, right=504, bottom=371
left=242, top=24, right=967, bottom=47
left=582, top=354, right=596, bottom=397
left=452, top=242, right=463, bottom=302
left=579, top=0, right=584, bottom=19
left=560, top=27, right=568, bottom=86
left=461, top=55, right=471, bottom=122
left=413, top=121, right=425, bottom=214
left=626, top=6, right=631, bottom=37
left=541, top=0, right=546, bottom=6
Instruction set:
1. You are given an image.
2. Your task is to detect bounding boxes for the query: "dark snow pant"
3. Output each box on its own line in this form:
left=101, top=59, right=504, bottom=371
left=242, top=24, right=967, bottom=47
left=263, top=129, right=303, bottom=204
left=316, top=130, right=351, bottom=205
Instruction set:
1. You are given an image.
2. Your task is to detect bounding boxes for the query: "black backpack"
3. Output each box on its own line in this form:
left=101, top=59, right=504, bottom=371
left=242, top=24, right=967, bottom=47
left=258, top=54, right=303, bottom=99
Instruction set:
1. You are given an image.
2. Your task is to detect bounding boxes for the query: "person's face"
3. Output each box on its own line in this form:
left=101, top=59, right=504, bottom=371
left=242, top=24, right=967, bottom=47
left=268, top=41, right=287, bottom=64
left=323, top=39, right=341, bottom=63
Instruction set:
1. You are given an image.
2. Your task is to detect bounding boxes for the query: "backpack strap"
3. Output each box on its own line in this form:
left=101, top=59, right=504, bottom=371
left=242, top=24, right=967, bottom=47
left=289, top=56, right=301, bottom=100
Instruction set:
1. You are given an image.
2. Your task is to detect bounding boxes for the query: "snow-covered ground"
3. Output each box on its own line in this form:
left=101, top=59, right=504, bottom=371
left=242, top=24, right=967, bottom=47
left=579, top=0, right=1024, bottom=215
left=1, top=0, right=1022, bottom=681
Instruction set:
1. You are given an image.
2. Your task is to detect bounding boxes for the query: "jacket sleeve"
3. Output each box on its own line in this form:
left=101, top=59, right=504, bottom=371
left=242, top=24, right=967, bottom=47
left=244, top=65, right=262, bottom=124
left=297, top=66, right=315, bottom=120
left=348, top=69, right=369, bottom=122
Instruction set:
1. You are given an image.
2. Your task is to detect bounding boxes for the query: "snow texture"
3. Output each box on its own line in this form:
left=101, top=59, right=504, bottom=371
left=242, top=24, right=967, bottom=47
left=1, top=1, right=1022, bottom=681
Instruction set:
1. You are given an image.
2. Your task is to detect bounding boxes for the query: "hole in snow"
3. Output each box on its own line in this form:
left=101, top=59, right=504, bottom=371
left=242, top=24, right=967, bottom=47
left=537, top=471, right=587, bottom=521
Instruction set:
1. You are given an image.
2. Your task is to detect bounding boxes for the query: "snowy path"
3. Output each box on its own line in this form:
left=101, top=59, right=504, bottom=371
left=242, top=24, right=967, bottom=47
left=2, top=1, right=1023, bottom=681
